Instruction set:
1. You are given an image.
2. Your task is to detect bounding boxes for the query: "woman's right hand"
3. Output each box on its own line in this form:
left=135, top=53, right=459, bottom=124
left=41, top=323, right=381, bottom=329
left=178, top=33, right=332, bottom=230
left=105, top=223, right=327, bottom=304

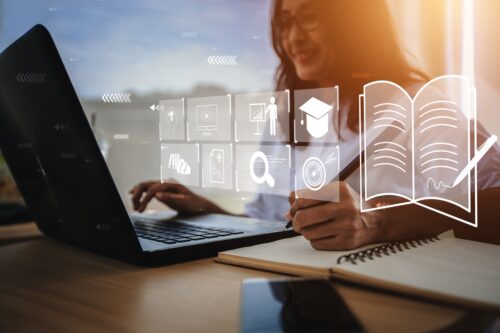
left=129, top=180, right=226, bottom=215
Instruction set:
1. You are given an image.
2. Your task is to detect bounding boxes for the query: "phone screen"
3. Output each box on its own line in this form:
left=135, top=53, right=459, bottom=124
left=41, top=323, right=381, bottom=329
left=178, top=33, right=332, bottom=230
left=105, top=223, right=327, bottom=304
left=241, top=278, right=364, bottom=333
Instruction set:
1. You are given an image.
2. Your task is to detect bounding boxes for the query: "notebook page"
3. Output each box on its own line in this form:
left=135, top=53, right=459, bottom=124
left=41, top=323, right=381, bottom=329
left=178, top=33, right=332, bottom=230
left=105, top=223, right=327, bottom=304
left=218, top=236, right=381, bottom=273
left=337, top=238, right=500, bottom=308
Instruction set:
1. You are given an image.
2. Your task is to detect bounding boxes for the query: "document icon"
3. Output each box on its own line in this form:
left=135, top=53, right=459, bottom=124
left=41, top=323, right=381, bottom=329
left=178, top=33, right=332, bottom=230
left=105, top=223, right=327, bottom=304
left=209, top=149, right=224, bottom=184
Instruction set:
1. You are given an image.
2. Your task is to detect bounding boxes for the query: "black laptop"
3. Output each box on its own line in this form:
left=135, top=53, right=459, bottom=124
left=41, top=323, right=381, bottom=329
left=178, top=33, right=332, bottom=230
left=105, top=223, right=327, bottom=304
left=0, top=25, right=295, bottom=265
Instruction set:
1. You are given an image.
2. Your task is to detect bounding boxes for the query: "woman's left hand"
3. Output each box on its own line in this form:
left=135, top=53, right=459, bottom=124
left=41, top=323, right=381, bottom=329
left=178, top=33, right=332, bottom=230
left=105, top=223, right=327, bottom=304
left=285, top=181, right=384, bottom=251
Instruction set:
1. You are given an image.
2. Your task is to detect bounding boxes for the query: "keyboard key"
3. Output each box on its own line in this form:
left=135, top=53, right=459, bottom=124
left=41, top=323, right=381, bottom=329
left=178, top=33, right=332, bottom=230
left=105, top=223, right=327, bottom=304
left=133, top=219, right=247, bottom=245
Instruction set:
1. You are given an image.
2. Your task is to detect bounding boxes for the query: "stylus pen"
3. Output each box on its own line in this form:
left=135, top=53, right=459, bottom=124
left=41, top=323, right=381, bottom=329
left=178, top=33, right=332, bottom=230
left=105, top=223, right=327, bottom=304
left=285, top=153, right=362, bottom=229
left=452, top=134, right=497, bottom=187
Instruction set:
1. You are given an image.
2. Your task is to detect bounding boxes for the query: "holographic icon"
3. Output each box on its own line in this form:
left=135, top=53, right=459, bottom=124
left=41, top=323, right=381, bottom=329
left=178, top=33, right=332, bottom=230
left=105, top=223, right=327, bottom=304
left=209, top=148, right=225, bottom=184
left=265, top=96, right=278, bottom=136
left=249, top=151, right=275, bottom=188
left=302, top=157, right=326, bottom=191
left=168, top=153, right=192, bottom=175
left=299, top=97, right=333, bottom=138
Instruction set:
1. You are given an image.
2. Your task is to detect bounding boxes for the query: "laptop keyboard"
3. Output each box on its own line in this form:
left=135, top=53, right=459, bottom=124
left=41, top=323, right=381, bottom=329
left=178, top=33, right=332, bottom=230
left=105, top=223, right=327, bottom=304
left=133, top=220, right=245, bottom=245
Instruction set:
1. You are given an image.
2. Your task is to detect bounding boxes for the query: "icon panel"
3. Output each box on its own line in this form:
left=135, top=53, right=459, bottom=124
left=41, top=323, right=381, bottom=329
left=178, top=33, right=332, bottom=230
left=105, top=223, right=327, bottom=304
left=235, top=144, right=291, bottom=196
left=235, top=91, right=290, bottom=142
left=159, top=98, right=185, bottom=141
left=294, top=86, right=339, bottom=143
left=201, top=144, right=233, bottom=190
left=294, top=145, right=340, bottom=202
left=161, top=143, right=200, bottom=186
left=187, top=95, right=231, bottom=141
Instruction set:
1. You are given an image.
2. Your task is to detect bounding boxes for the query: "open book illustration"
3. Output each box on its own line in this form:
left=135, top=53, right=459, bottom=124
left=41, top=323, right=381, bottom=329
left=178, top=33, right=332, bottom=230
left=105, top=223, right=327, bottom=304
left=359, top=75, right=479, bottom=226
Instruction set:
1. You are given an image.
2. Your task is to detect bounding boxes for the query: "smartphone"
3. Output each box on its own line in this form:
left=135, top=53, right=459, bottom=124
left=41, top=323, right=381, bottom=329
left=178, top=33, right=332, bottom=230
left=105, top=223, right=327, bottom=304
left=241, top=278, right=364, bottom=333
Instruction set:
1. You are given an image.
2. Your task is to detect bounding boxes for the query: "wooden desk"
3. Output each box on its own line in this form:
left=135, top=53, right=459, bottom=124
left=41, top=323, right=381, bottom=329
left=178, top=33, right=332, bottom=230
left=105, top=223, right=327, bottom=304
left=0, top=221, right=42, bottom=246
left=0, top=237, right=476, bottom=332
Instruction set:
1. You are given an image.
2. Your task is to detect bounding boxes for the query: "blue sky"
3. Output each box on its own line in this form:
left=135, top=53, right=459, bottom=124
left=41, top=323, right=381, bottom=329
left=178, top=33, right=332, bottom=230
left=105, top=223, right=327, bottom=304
left=0, top=0, right=278, bottom=98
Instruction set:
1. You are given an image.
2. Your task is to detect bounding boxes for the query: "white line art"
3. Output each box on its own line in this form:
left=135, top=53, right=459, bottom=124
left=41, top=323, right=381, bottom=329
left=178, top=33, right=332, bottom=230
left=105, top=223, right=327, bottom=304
left=426, top=177, right=454, bottom=190
left=249, top=151, right=275, bottom=188
left=375, top=141, right=407, bottom=150
left=209, top=149, right=225, bottom=184
left=373, top=155, right=406, bottom=165
left=360, top=75, right=479, bottom=227
left=421, top=165, right=458, bottom=174
left=374, top=147, right=407, bottom=158
left=373, top=123, right=407, bottom=133
left=299, top=97, right=333, bottom=138
left=195, top=104, right=218, bottom=131
left=452, top=134, right=497, bottom=187
left=265, top=97, right=278, bottom=136
left=373, top=162, right=406, bottom=173
left=249, top=103, right=266, bottom=135
left=420, top=157, right=458, bottom=167
left=373, top=109, right=407, bottom=118
left=420, top=115, right=458, bottom=126
left=374, top=102, right=407, bottom=111
left=420, top=142, right=457, bottom=151
left=374, top=117, right=406, bottom=127
left=419, top=149, right=457, bottom=159
left=302, top=157, right=326, bottom=191
left=418, top=107, right=457, bottom=119
left=418, top=100, right=457, bottom=111
left=150, top=104, right=164, bottom=111
left=168, top=153, right=192, bottom=175
left=101, top=93, right=131, bottom=103
left=420, top=123, right=458, bottom=134
left=207, top=55, right=237, bottom=66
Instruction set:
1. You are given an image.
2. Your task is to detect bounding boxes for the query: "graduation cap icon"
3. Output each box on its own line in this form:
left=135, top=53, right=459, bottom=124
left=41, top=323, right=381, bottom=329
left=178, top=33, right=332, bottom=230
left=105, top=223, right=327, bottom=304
left=299, top=97, right=333, bottom=138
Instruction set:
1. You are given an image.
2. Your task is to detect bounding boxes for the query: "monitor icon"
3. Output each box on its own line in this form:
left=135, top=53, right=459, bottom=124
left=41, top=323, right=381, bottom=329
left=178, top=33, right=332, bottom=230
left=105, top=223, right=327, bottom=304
left=196, top=104, right=218, bottom=131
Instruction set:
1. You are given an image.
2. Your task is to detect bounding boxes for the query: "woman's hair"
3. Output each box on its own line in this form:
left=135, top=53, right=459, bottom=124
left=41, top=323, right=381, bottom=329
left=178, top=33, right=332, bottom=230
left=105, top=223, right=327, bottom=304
left=271, top=0, right=429, bottom=133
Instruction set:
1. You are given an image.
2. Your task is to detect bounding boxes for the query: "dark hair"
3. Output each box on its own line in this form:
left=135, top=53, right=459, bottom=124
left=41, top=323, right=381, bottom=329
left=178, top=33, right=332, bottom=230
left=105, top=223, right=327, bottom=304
left=271, top=0, right=429, bottom=133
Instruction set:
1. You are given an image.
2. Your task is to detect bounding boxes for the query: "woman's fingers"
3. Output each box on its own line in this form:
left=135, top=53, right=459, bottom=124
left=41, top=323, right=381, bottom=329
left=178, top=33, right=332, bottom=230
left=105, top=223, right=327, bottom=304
left=287, top=182, right=345, bottom=219
left=131, top=181, right=155, bottom=210
left=155, top=192, right=187, bottom=201
left=288, top=197, right=325, bottom=217
left=137, top=183, right=163, bottom=212
left=301, top=215, right=381, bottom=251
left=291, top=202, right=339, bottom=231
left=137, top=181, right=191, bottom=212
left=301, top=217, right=354, bottom=241
left=291, top=200, right=360, bottom=232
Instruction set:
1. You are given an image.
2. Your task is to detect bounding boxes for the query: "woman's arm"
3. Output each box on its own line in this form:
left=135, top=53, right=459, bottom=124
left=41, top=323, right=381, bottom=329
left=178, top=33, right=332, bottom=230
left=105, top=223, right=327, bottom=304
left=286, top=182, right=500, bottom=250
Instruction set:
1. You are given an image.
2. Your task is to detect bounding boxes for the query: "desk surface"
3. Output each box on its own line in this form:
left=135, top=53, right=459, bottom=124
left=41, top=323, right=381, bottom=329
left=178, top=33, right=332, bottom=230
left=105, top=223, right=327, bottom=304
left=0, top=235, right=473, bottom=333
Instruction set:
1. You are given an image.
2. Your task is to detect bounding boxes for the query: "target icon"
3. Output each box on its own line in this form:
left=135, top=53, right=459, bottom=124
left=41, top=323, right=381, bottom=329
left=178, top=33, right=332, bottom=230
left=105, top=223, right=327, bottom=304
left=302, top=157, right=326, bottom=191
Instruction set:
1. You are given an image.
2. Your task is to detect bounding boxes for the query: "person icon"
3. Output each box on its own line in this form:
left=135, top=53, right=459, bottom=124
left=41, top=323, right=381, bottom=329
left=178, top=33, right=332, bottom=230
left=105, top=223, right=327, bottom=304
left=265, top=96, right=278, bottom=136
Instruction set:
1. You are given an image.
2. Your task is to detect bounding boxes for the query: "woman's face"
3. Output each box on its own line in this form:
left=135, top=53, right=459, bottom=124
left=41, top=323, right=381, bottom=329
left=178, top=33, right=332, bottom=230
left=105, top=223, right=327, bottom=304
left=278, top=0, right=333, bottom=83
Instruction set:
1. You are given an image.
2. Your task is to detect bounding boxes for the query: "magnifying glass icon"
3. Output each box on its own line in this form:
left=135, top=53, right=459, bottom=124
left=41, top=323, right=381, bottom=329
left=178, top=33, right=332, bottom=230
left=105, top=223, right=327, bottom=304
left=249, top=151, right=275, bottom=188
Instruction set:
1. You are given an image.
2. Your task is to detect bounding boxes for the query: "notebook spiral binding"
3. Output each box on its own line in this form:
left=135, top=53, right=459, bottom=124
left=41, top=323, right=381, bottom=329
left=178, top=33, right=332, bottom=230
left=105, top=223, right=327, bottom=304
left=337, top=235, right=440, bottom=265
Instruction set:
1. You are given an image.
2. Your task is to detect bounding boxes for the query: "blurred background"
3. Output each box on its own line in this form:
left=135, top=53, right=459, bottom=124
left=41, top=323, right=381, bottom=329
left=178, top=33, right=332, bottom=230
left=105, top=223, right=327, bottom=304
left=0, top=0, right=499, bottom=221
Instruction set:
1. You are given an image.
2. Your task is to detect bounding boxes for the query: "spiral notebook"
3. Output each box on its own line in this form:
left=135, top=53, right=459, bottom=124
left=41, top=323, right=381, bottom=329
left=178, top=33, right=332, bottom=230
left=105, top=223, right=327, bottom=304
left=216, top=231, right=500, bottom=310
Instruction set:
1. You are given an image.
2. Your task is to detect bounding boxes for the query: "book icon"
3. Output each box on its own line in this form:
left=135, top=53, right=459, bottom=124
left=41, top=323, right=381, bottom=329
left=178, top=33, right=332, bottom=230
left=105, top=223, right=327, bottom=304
left=359, top=75, right=479, bottom=227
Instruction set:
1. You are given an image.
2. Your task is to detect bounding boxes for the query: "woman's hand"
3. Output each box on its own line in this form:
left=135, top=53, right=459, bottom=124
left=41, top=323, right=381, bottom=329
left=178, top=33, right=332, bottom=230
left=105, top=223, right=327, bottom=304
left=129, top=180, right=226, bottom=215
left=285, top=181, right=384, bottom=251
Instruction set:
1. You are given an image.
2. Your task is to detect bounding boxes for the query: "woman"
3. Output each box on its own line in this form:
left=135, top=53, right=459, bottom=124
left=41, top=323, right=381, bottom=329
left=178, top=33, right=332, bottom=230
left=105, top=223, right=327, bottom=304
left=131, top=0, right=500, bottom=250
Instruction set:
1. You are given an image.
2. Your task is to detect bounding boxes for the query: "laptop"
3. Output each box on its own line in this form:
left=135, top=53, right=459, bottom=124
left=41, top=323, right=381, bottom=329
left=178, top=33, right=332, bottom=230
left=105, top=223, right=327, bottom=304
left=0, top=25, right=296, bottom=265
